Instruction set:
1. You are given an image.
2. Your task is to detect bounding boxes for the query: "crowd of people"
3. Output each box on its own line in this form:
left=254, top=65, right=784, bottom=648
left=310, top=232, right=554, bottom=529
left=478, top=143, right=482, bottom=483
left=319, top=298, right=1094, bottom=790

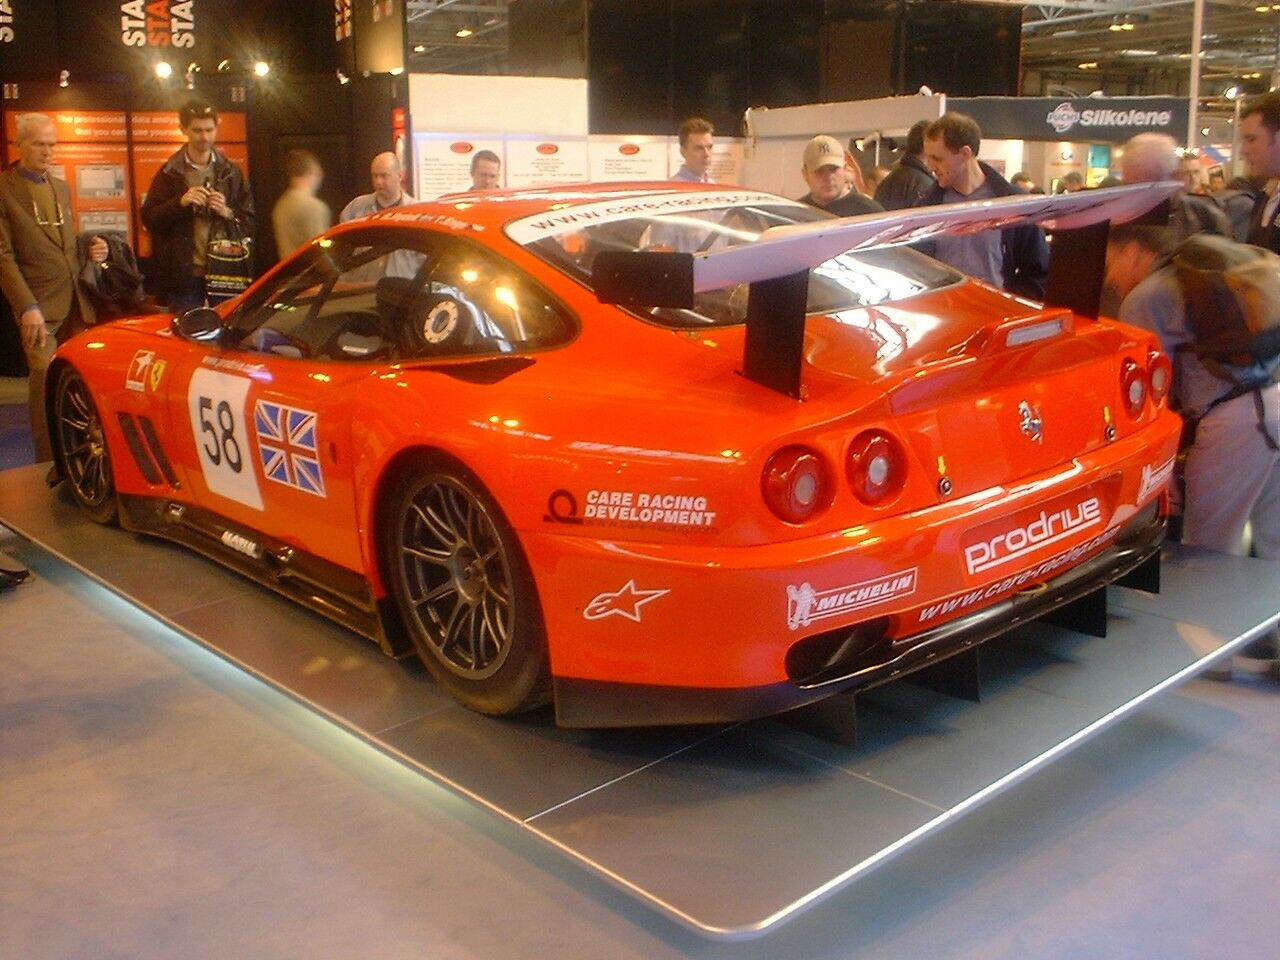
left=3, top=94, right=1280, bottom=676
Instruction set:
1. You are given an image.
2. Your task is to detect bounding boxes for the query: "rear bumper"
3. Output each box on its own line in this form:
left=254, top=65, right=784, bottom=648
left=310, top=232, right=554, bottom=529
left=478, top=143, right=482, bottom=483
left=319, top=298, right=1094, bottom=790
left=553, top=504, right=1164, bottom=727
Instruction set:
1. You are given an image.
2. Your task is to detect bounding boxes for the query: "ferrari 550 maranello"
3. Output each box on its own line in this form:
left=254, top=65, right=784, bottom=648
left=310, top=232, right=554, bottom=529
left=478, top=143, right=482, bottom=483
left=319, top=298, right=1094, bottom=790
left=48, top=181, right=1182, bottom=727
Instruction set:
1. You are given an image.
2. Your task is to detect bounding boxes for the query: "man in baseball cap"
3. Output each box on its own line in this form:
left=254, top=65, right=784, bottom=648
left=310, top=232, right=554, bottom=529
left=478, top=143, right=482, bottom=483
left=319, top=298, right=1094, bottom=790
left=797, top=134, right=882, bottom=217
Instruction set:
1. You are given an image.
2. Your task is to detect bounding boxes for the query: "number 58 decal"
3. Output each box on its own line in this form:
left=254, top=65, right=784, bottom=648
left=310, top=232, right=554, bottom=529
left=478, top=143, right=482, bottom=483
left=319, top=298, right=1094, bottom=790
left=188, top=369, right=264, bottom=510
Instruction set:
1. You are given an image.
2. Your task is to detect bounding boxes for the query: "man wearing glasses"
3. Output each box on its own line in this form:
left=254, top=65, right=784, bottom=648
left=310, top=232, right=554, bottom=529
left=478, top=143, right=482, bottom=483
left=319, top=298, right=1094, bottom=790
left=141, top=99, right=254, bottom=311
left=0, top=113, right=108, bottom=462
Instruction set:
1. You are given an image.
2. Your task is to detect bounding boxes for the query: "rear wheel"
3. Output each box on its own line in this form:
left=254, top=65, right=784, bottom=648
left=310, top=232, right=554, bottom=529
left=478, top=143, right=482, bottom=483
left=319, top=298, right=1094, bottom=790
left=53, top=367, right=118, bottom=525
left=382, top=458, right=549, bottom=715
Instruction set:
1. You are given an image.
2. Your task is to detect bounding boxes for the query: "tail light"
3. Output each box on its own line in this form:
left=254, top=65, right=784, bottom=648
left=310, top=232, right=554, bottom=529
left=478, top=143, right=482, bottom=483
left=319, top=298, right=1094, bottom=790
left=1121, top=358, right=1148, bottom=418
left=763, top=446, right=831, bottom=524
left=1147, top=350, right=1172, bottom=403
left=846, top=431, right=907, bottom=506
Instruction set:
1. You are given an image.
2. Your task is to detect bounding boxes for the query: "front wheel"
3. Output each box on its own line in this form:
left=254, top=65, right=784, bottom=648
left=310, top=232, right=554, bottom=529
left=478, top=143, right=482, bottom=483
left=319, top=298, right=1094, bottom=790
left=381, top=459, right=549, bottom=716
left=53, top=366, right=118, bottom=525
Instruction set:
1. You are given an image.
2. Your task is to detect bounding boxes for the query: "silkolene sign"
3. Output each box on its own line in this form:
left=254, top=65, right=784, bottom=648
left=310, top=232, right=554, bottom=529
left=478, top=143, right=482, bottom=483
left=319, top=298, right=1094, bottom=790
left=949, top=97, right=1188, bottom=144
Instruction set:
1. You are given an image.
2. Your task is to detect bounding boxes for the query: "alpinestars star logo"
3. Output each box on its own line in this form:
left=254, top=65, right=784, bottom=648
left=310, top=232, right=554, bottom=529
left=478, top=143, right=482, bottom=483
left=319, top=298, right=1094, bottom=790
left=583, top=580, right=670, bottom=622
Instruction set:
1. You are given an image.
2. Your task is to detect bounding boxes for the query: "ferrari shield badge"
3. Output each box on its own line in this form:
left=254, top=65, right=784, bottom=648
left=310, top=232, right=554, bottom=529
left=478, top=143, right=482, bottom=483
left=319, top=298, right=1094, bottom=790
left=1018, top=400, right=1043, bottom=444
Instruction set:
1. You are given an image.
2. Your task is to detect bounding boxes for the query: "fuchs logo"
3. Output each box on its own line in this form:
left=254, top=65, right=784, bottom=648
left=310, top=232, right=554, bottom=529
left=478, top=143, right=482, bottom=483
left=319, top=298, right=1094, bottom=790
left=537, top=143, right=559, bottom=155
left=1047, top=102, right=1081, bottom=134
left=619, top=143, right=640, bottom=156
left=964, top=496, right=1102, bottom=576
left=450, top=142, right=473, bottom=154
left=1138, top=456, right=1175, bottom=503
left=787, top=568, right=917, bottom=631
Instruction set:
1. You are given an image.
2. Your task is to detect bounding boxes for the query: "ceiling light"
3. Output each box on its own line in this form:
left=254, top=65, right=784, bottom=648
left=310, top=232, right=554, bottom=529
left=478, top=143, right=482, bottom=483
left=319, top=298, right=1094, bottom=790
left=253, top=61, right=270, bottom=77
left=1225, top=84, right=1241, bottom=99
left=1201, top=127, right=1210, bottom=136
left=413, top=44, right=425, bottom=52
left=455, top=27, right=473, bottom=38
left=336, top=69, right=349, bottom=85
left=1078, top=62, right=1098, bottom=70
left=389, top=67, right=404, bottom=75
left=59, top=69, right=69, bottom=88
left=155, top=61, right=173, bottom=79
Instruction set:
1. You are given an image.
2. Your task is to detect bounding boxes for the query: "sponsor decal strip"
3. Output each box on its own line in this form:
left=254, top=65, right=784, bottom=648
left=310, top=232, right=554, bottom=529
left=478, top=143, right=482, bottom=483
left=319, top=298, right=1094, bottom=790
left=787, top=568, right=918, bottom=632
left=1137, top=456, right=1176, bottom=504
left=545, top=488, right=718, bottom=532
left=505, top=191, right=798, bottom=244
left=920, top=525, right=1122, bottom=624
left=963, top=497, right=1102, bottom=576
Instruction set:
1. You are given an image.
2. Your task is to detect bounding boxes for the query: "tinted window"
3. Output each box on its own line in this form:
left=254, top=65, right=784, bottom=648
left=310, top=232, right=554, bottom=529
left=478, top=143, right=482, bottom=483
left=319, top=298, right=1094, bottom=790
left=229, top=232, right=575, bottom=362
left=229, top=234, right=433, bottom=362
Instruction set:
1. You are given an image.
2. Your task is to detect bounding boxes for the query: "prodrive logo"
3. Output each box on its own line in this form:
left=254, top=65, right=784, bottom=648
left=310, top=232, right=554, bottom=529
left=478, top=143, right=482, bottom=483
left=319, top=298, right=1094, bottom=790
left=964, top=496, right=1102, bottom=576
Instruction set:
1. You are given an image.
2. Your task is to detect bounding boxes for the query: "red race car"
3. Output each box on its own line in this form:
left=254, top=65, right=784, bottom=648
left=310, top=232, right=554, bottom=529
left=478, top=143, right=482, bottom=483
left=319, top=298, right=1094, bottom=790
left=48, top=182, right=1182, bottom=727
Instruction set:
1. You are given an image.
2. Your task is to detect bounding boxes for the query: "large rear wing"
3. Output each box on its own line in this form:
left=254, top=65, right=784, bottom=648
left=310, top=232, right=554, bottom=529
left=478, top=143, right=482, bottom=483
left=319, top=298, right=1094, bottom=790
left=593, top=182, right=1178, bottom=399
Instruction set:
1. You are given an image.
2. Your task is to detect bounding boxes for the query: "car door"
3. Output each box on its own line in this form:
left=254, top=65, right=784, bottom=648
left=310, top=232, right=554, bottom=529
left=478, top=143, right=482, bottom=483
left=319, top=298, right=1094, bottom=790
left=165, top=228, right=440, bottom=574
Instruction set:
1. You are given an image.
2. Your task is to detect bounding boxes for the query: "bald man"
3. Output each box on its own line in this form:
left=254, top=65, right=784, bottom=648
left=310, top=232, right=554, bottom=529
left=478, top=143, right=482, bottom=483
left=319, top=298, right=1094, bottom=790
left=339, top=151, right=416, bottom=222
left=1119, top=133, right=1230, bottom=243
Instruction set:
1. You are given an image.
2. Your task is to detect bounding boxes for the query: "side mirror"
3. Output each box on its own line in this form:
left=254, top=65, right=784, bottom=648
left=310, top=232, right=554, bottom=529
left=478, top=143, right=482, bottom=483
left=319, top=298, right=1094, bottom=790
left=173, top=306, right=224, bottom=343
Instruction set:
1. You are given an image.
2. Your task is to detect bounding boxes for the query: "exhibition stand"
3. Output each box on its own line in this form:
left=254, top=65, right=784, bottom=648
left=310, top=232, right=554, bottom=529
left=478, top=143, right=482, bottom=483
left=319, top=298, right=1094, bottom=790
left=2, top=462, right=1277, bottom=940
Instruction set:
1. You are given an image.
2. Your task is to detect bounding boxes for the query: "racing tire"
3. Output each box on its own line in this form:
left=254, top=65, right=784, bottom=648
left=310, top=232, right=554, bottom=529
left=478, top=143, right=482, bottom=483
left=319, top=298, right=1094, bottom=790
left=381, top=458, right=550, bottom=716
left=52, top=366, right=119, bottom=525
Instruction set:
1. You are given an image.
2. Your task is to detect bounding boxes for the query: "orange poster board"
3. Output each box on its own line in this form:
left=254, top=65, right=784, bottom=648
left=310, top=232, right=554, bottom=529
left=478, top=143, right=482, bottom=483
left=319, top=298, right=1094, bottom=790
left=130, top=111, right=247, bottom=143
left=4, top=111, right=128, bottom=144
left=6, top=108, right=249, bottom=258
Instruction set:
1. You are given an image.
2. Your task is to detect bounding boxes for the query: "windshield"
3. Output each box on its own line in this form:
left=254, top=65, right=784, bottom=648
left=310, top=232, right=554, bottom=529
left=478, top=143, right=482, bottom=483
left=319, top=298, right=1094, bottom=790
left=506, top=191, right=962, bottom=328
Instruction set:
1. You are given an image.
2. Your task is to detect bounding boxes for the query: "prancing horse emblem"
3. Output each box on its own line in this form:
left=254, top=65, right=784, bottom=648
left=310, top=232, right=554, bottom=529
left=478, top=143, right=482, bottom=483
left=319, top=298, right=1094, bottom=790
left=1018, top=400, right=1043, bottom=444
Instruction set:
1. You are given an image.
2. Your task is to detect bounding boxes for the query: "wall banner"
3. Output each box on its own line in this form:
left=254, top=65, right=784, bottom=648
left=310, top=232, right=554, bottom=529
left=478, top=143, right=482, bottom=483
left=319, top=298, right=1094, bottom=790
left=949, top=97, right=1190, bottom=144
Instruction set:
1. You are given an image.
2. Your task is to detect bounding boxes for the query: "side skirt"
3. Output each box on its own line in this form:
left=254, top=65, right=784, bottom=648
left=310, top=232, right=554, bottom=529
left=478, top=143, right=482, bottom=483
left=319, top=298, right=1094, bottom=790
left=117, top=495, right=412, bottom=658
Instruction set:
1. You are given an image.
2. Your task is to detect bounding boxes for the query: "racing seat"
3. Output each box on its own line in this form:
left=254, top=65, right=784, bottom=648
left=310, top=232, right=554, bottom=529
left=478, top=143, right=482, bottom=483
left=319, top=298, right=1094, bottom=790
left=377, top=275, right=487, bottom=357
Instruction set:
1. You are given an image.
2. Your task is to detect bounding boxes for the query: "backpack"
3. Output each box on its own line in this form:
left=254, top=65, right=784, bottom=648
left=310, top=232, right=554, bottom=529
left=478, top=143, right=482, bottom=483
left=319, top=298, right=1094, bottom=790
left=1171, top=233, right=1280, bottom=387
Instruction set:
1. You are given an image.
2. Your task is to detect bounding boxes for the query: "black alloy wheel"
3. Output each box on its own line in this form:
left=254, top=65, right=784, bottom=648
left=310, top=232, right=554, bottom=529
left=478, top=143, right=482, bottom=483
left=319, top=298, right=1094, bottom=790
left=53, top=367, right=118, bottom=525
left=384, top=460, right=549, bottom=715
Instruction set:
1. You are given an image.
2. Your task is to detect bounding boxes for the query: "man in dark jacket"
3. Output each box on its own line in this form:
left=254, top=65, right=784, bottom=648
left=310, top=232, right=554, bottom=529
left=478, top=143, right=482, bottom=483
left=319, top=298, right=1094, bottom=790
left=915, top=112, right=1049, bottom=301
left=1240, top=92, right=1280, bottom=254
left=874, top=119, right=934, bottom=211
left=796, top=135, right=882, bottom=217
left=141, top=99, right=254, bottom=311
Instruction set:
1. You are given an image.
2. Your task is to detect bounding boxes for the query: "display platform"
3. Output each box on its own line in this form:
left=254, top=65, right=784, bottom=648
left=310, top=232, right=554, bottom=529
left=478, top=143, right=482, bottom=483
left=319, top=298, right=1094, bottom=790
left=3, top=461, right=1278, bottom=940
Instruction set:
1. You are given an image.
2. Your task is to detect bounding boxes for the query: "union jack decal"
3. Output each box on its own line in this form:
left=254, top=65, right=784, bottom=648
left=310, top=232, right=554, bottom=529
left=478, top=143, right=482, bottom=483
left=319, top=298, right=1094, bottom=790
left=253, top=401, right=326, bottom=497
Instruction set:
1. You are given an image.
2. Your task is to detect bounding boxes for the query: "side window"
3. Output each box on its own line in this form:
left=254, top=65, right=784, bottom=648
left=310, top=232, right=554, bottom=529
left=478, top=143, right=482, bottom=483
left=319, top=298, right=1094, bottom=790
left=398, top=244, right=575, bottom=359
left=232, top=237, right=433, bottom=361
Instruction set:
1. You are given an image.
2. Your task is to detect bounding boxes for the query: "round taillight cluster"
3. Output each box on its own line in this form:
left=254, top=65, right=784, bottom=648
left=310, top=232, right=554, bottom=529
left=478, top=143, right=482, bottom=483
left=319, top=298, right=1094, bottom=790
left=1121, top=358, right=1149, bottom=419
left=846, top=431, right=907, bottom=506
left=1148, top=350, right=1172, bottom=403
left=762, top=446, right=831, bottom=524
